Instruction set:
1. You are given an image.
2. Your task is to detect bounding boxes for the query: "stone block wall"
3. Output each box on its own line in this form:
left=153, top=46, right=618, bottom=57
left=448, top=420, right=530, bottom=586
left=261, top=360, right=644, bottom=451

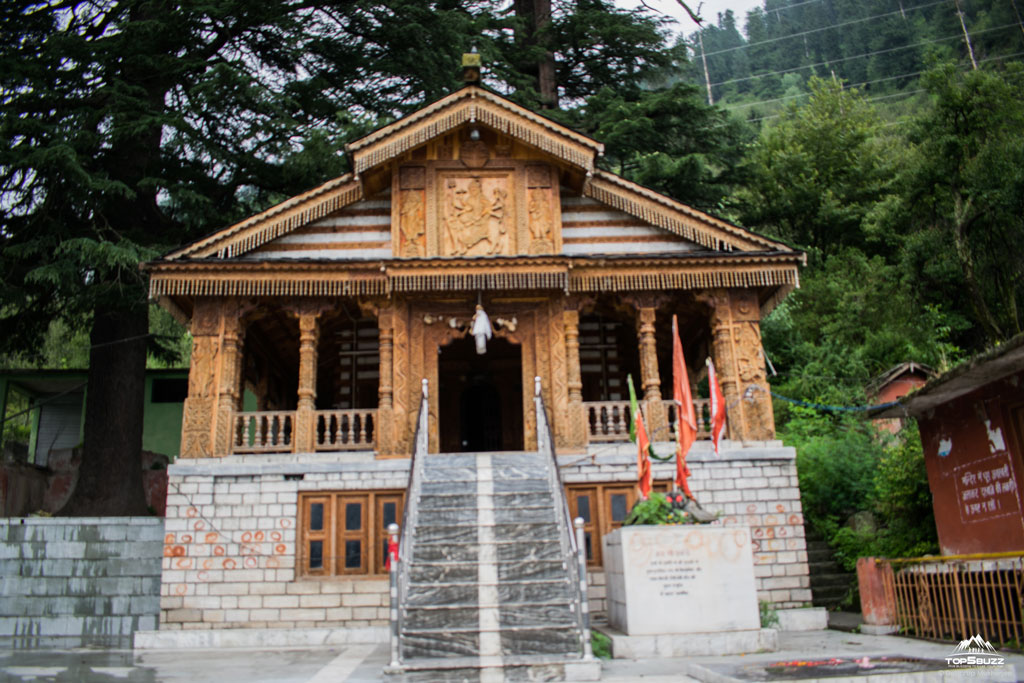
left=156, top=443, right=810, bottom=632
left=159, top=454, right=408, bottom=631
left=0, top=517, right=163, bottom=646
left=561, top=440, right=812, bottom=611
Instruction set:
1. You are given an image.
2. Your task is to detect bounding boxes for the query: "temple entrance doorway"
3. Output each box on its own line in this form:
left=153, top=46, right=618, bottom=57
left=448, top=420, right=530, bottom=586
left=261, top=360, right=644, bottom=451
left=438, top=336, right=523, bottom=452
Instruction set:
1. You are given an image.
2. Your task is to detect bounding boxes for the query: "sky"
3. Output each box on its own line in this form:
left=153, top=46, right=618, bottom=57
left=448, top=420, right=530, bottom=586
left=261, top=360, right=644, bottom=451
left=615, top=0, right=765, bottom=38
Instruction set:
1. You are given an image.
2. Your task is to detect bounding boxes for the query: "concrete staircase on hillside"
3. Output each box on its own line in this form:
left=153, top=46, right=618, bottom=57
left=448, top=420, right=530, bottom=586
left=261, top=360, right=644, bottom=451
left=806, top=534, right=857, bottom=611
left=390, top=451, right=599, bottom=682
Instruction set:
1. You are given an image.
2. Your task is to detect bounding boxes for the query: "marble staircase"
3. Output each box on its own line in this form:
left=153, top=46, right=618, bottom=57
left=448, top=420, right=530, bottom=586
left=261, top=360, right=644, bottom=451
left=390, top=451, right=599, bottom=682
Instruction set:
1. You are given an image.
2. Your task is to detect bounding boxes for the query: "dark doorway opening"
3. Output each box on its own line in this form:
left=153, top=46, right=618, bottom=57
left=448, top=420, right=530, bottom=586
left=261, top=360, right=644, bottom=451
left=439, top=336, right=523, bottom=452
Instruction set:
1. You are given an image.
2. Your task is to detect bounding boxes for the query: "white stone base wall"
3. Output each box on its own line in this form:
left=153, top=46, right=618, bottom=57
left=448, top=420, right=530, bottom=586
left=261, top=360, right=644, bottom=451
left=563, top=440, right=812, bottom=611
left=157, top=441, right=810, bottom=631
left=159, top=454, right=408, bottom=631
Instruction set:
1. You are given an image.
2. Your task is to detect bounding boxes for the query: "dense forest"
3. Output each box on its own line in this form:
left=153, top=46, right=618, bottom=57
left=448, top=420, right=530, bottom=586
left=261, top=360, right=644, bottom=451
left=1, top=0, right=1021, bottom=576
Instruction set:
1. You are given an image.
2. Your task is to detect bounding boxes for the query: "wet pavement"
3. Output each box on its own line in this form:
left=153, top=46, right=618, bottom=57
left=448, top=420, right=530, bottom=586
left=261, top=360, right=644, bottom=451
left=2, top=629, right=1023, bottom=682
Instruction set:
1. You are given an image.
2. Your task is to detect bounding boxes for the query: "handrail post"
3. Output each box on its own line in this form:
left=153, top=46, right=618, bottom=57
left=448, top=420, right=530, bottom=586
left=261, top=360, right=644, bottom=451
left=574, top=517, right=594, bottom=660
left=388, top=522, right=400, bottom=668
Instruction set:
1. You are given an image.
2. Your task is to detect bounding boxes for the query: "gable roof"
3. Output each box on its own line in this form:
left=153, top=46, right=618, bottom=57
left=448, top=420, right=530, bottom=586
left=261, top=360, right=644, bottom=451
left=159, top=85, right=797, bottom=263
left=346, top=85, right=603, bottom=175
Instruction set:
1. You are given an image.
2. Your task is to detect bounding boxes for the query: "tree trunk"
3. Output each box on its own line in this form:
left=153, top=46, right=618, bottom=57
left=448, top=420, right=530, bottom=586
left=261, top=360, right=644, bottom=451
left=59, top=304, right=150, bottom=516
left=514, top=0, right=558, bottom=109
left=951, top=194, right=1004, bottom=344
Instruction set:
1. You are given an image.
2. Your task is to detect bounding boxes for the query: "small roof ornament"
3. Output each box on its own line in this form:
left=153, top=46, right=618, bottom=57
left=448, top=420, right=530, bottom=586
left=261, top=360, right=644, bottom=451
left=462, top=47, right=481, bottom=83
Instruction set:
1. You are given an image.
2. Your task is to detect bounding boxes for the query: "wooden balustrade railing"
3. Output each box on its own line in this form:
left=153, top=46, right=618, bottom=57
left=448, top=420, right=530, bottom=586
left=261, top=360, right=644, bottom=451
left=584, top=399, right=712, bottom=443
left=315, top=409, right=376, bottom=450
left=666, top=398, right=711, bottom=440
left=232, top=411, right=294, bottom=453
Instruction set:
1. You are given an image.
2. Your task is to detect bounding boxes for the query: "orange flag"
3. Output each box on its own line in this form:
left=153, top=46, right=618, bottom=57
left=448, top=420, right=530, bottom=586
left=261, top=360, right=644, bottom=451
left=707, top=357, right=727, bottom=457
left=635, top=407, right=653, bottom=500
left=672, top=315, right=697, bottom=497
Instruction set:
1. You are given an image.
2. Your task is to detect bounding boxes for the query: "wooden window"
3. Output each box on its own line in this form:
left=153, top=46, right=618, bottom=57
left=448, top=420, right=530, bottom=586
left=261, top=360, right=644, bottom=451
left=298, top=490, right=404, bottom=577
left=566, top=482, right=670, bottom=567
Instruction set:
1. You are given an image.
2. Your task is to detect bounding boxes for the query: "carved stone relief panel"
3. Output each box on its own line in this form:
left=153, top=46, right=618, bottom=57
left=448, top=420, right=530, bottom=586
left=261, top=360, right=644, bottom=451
left=438, top=172, right=515, bottom=257
left=396, top=166, right=427, bottom=258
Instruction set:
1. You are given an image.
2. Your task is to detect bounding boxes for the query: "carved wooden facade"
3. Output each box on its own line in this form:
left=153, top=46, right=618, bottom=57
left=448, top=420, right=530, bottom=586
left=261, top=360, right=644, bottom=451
left=147, top=86, right=803, bottom=459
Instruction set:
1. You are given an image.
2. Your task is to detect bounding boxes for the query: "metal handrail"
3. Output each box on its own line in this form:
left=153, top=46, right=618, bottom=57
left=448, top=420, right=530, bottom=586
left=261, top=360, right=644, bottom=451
left=393, top=378, right=429, bottom=665
left=534, top=376, right=590, bottom=658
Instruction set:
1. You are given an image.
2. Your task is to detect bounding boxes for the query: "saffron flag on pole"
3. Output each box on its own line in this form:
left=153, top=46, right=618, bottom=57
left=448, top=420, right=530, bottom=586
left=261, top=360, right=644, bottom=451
left=672, top=315, right=697, bottom=497
left=707, top=357, right=727, bottom=457
left=627, top=374, right=639, bottom=443
left=635, top=406, right=653, bottom=500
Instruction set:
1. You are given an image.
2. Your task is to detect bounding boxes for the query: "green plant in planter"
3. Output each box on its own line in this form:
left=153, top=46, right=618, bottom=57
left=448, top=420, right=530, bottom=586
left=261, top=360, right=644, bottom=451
left=624, top=492, right=672, bottom=525
left=625, top=492, right=719, bottom=526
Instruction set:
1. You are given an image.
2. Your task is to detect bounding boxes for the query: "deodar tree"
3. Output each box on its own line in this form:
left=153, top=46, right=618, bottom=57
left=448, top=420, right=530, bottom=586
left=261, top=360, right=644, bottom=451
left=1, top=0, right=713, bottom=514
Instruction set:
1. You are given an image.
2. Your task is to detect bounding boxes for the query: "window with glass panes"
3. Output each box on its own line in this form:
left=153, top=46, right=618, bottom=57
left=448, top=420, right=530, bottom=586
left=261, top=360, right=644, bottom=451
left=566, top=482, right=670, bottom=567
left=298, top=491, right=404, bottom=577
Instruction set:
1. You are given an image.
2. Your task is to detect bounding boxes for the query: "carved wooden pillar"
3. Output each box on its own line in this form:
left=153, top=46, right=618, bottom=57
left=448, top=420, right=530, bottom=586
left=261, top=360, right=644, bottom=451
left=564, top=305, right=587, bottom=450
left=180, top=299, right=221, bottom=458
left=294, top=311, right=320, bottom=453
left=213, top=301, right=244, bottom=455
left=377, top=307, right=395, bottom=456
left=635, top=306, right=668, bottom=439
left=706, top=288, right=775, bottom=442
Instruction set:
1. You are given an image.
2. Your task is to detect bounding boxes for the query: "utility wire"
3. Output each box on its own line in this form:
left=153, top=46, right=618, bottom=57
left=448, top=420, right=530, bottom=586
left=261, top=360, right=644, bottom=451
left=708, top=22, right=1020, bottom=89
left=697, top=0, right=952, bottom=59
left=726, top=48, right=1024, bottom=122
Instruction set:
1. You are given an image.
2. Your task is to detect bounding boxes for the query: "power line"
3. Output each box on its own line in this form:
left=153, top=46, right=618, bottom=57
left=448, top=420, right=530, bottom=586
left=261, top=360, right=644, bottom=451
left=719, top=48, right=1024, bottom=116
left=698, top=0, right=952, bottom=59
left=708, top=23, right=1020, bottom=89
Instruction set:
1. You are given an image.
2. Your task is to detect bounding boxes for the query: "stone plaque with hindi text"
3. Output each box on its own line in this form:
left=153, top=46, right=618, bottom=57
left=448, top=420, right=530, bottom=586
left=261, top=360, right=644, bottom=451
left=603, top=525, right=760, bottom=635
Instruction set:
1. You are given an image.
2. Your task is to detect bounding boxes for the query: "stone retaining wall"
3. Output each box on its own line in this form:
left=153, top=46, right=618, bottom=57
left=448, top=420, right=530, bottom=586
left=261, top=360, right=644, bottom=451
left=159, top=455, right=407, bottom=631
left=0, top=517, right=163, bottom=646
left=156, top=442, right=810, bottom=632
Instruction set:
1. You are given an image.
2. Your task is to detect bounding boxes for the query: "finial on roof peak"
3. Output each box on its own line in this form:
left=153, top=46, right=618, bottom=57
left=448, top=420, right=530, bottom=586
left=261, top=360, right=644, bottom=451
left=462, top=47, right=481, bottom=83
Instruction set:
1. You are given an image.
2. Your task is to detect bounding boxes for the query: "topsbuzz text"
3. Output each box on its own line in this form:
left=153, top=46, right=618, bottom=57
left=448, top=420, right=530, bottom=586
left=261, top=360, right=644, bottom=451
left=945, top=654, right=1005, bottom=667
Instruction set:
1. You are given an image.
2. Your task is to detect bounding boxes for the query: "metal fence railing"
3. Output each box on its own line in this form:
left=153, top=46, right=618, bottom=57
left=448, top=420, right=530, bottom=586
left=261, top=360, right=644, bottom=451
left=877, top=553, right=1024, bottom=644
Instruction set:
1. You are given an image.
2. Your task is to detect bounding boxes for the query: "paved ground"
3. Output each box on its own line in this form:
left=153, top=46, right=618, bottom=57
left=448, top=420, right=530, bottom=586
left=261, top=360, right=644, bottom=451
left=2, top=629, right=1022, bottom=682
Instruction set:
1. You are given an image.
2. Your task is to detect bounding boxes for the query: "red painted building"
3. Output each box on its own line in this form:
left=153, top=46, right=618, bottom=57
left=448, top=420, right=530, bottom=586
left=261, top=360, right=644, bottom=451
left=867, top=362, right=935, bottom=435
left=876, top=334, right=1024, bottom=555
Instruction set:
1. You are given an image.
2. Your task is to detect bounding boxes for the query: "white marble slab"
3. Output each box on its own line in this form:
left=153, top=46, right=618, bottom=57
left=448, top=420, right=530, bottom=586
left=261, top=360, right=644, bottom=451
left=603, top=525, right=760, bottom=635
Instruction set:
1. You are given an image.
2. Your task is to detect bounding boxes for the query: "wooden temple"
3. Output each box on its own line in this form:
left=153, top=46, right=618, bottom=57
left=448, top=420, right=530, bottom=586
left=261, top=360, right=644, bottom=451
left=147, top=85, right=803, bottom=461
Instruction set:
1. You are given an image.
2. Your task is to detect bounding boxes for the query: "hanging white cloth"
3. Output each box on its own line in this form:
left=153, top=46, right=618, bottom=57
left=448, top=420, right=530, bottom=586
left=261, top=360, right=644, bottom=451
left=471, top=304, right=492, bottom=355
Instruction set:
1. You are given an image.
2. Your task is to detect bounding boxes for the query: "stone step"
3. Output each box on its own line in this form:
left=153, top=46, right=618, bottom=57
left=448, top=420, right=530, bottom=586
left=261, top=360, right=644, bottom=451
left=414, top=523, right=560, bottom=545
left=403, top=602, right=577, bottom=630
left=806, top=546, right=834, bottom=563
left=808, top=559, right=841, bottom=573
left=400, top=626, right=581, bottom=659
left=406, top=580, right=573, bottom=608
left=416, top=491, right=554, bottom=511
left=408, top=560, right=568, bottom=584
left=385, top=655, right=600, bottom=683
left=493, top=478, right=550, bottom=493
left=809, top=572, right=856, bottom=586
left=413, top=540, right=563, bottom=563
